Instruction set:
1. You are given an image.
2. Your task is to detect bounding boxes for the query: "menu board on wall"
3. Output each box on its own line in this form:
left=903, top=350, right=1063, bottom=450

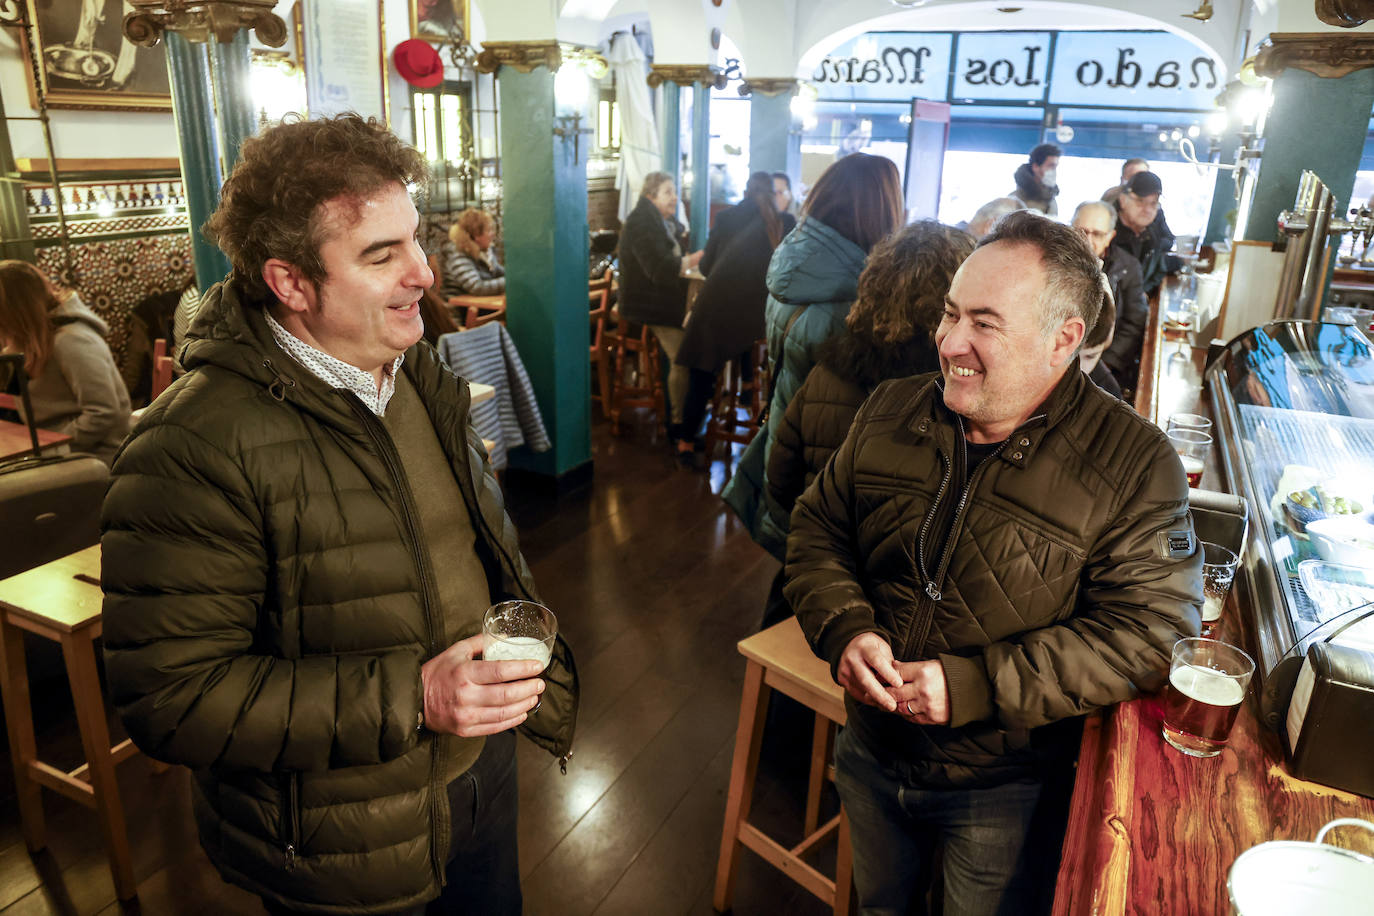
left=303, top=0, right=385, bottom=120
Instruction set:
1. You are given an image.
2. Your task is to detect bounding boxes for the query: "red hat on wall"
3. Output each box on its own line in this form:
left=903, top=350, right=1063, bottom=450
left=393, top=39, right=444, bottom=88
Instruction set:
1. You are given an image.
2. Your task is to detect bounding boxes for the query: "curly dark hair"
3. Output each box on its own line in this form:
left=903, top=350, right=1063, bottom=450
left=845, top=220, right=976, bottom=346
left=203, top=113, right=429, bottom=302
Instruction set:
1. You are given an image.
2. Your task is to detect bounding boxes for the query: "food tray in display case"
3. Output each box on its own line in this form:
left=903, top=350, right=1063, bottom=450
left=1206, top=320, right=1374, bottom=732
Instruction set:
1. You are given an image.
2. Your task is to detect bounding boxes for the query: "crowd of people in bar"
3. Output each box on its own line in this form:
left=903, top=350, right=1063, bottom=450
left=0, top=114, right=1203, bottom=916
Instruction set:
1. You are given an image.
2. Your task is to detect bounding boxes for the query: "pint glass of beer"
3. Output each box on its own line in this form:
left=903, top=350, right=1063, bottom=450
left=483, top=601, right=557, bottom=671
left=1167, top=429, right=1211, bottom=488
left=1161, top=637, right=1254, bottom=758
left=1200, top=542, right=1239, bottom=637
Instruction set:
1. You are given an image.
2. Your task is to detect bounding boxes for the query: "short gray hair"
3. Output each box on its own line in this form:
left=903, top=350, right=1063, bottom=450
left=979, top=210, right=1104, bottom=341
left=640, top=171, right=674, bottom=199
left=1072, top=199, right=1116, bottom=230
left=967, top=197, right=1023, bottom=238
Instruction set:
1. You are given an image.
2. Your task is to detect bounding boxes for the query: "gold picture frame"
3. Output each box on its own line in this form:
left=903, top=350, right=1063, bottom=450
left=411, top=0, right=469, bottom=42
left=20, top=0, right=172, bottom=111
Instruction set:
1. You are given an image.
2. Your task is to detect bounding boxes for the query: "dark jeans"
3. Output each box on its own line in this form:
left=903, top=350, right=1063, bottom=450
left=677, top=351, right=756, bottom=443
left=834, top=726, right=1068, bottom=916
left=264, top=730, right=520, bottom=916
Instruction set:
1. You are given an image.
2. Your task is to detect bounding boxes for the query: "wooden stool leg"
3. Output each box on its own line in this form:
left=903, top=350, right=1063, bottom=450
left=834, top=806, right=854, bottom=916
left=804, top=714, right=831, bottom=836
left=713, top=659, right=769, bottom=912
left=0, top=620, right=46, bottom=852
left=60, top=630, right=137, bottom=901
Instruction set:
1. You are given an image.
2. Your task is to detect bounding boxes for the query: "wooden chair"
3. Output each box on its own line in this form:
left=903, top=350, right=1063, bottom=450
left=0, top=546, right=140, bottom=901
left=602, top=307, right=665, bottom=435
left=703, top=338, right=769, bottom=457
left=588, top=270, right=615, bottom=414
left=715, top=617, right=853, bottom=914
left=150, top=338, right=174, bottom=399
left=427, top=254, right=507, bottom=329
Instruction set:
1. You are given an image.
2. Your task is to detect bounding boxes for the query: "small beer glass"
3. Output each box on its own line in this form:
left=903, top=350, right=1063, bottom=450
left=1167, top=429, right=1211, bottom=488
left=1200, top=542, right=1239, bottom=638
left=482, top=601, right=557, bottom=671
left=1167, top=413, right=1213, bottom=436
left=1161, top=637, right=1254, bottom=758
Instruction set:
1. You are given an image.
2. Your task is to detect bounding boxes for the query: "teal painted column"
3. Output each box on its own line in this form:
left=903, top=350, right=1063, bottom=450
left=689, top=82, right=710, bottom=250
left=660, top=84, right=681, bottom=184
left=166, top=33, right=231, bottom=290
left=1203, top=132, right=1242, bottom=246
left=748, top=89, right=794, bottom=176
left=1244, top=66, right=1374, bottom=243
left=496, top=65, right=591, bottom=480
left=209, top=31, right=257, bottom=174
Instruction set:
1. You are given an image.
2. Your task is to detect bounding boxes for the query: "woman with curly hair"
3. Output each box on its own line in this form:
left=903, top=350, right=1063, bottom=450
left=760, top=220, right=975, bottom=627
left=442, top=208, right=505, bottom=297
left=0, top=259, right=131, bottom=465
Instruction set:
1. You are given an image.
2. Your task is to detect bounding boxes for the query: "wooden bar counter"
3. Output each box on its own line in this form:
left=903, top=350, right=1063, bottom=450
left=1053, top=282, right=1374, bottom=914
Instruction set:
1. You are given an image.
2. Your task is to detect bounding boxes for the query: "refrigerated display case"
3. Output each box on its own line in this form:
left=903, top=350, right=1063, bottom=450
left=1206, top=319, right=1374, bottom=795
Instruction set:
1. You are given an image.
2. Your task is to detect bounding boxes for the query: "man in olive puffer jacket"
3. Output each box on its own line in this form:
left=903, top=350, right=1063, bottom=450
left=786, top=211, right=1200, bottom=916
left=101, top=115, right=577, bottom=916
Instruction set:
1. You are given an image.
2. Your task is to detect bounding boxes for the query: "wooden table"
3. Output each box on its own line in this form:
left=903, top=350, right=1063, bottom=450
left=1053, top=282, right=1374, bottom=914
left=0, top=545, right=140, bottom=901
left=0, top=418, right=71, bottom=461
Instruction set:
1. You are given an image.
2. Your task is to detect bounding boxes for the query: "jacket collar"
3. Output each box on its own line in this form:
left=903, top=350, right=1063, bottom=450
left=907, top=366, right=1087, bottom=469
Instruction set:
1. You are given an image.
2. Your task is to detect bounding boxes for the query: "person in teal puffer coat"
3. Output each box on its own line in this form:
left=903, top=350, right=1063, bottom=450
left=723, top=153, right=904, bottom=600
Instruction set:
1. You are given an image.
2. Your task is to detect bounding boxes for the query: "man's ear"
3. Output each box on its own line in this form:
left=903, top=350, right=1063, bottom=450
left=262, top=259, right=314, bottom=315
left=1053, top=317, right=1086, bottom=368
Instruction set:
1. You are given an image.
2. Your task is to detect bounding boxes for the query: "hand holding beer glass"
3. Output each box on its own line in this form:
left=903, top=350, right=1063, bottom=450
left=1162, top=637, right=1254, bottom=758
left=483, top=601, right=557, bottom=669
left=1167, top=428, right=1211, bottom=488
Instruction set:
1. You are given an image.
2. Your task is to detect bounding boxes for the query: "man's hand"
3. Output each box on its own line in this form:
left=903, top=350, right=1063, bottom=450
left=888, top=659, right=950, bottom=726
left=420, top=635, right=545, bottom=737
left=837, top=632, right=902, bottom=713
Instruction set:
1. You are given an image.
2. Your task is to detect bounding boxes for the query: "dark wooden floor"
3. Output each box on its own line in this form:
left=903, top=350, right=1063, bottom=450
left=0, top=413, right=842, bottom=915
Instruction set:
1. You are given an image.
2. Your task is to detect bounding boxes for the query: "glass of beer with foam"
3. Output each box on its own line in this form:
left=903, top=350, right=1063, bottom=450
left=483, top=600, right=557, bottom=671
left=1167, top=428, right=1211, bottom=488
left=1161, top=637, right=1254, bottom=758
left=1199, top=542, right=1239, bottom=637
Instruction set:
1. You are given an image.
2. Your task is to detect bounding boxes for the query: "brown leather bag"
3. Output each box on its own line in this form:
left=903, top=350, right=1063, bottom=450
left=0, top=354, right=108, bottom=580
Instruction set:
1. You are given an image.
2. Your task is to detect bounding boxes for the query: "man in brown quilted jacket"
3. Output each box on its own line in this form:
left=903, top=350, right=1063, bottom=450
left=785, top=210, right=1201, bottom=916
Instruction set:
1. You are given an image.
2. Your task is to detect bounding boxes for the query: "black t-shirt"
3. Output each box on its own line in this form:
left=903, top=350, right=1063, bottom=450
left=965, top=437, right=1004, bottom=474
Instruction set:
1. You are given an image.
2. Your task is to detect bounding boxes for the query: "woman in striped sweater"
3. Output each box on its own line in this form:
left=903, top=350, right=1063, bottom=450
left=443, top=208, right=506, bottom=297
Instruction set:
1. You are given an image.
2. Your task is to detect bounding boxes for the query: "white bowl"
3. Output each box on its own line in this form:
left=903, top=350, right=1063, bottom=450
left=1305, top=514, right=1374, bottom=568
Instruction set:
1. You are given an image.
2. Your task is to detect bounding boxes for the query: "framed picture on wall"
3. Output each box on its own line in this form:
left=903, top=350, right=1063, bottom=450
left=20, top=0, right=172, bottom=111
left=411, top=0, right=469, bottom=42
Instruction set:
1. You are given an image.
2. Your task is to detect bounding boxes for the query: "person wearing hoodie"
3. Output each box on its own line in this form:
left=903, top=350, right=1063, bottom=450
left=100, top=114, right=577, bottom=916
left=762, top=220, right=974, bottom=625
left=0, top=260, right=131, bottom=465
left=722, top=152, right=903, bottom=626
left=1009, top=143, right=1061, bottom=216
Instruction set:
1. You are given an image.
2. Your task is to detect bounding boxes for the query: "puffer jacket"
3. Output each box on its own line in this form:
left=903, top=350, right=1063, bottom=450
left=721, top=217, right=867, bottom=559
left=1110, top=207, right=1177, bottom=297
left=787, top=368, right=1201, bottom=789
left=766, top=332, right=939, bottom=525
left=100, top=279, right=578, bottom=914
left=1010, top=163, right=1058, bottom=216
left=1100, top=245, right=1148, bottom=390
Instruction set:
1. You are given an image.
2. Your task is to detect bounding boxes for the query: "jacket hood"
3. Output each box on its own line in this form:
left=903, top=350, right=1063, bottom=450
left=765, top=217, right=866, bottom=307
left=1013, top=163, right=1058, bottom=199
left=52, top=291, right=109, bottom=336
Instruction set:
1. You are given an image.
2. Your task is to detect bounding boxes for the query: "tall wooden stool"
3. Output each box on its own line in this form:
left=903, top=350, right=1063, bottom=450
left=588, top=271, right=615, bottom=415
left=0, top=545, right=139, bottom=901
left=703, top=338, right=769, bottom=456
left=714, top=617, right=852, bottom=915
left=604, top=311, right=666, bottom=435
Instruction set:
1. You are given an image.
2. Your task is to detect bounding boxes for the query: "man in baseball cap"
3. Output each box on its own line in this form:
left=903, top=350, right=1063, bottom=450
left=1109, top=170, right=1179, bottom=298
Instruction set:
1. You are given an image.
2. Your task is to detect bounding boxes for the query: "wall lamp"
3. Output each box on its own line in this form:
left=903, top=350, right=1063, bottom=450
left=553, top=48, right=607, bottom=163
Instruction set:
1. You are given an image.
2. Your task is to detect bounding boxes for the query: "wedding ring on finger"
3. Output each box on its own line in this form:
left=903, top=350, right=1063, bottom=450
left=904, top=699, right=916, bottom=718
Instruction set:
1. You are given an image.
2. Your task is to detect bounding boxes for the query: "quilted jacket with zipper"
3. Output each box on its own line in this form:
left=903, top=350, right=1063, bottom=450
left=786, top=367, right=1200, bottom=788
left=100, top=279, right=578, bottom=914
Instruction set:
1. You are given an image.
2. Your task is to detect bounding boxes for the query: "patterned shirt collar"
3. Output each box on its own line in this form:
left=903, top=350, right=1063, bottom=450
left=264, top=309, right=404, bottom=417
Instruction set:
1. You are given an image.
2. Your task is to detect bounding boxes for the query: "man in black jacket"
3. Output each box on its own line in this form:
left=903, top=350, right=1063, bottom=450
left=1009, top=143, right=1060, bottom=215
left=102, top=115, right=577, bottom=916
left=1110, top=170, right=1179, bottom=297
left=1073, top=199, right=1148, bottom=396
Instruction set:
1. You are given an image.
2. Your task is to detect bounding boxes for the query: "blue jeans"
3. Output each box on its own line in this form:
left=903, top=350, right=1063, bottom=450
left=834, top=726, right=1062, bottom=916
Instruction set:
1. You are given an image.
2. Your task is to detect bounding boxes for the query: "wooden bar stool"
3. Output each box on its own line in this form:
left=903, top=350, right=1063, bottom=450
left=704, top=338, right=769, bottom=456
left=714, top=617, right=852, bottom=915
left=603, top=310, right=666, bottom=435
left=0, top=545, right=139, bottom=901
left=588, top=271, right=615, bottom=415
